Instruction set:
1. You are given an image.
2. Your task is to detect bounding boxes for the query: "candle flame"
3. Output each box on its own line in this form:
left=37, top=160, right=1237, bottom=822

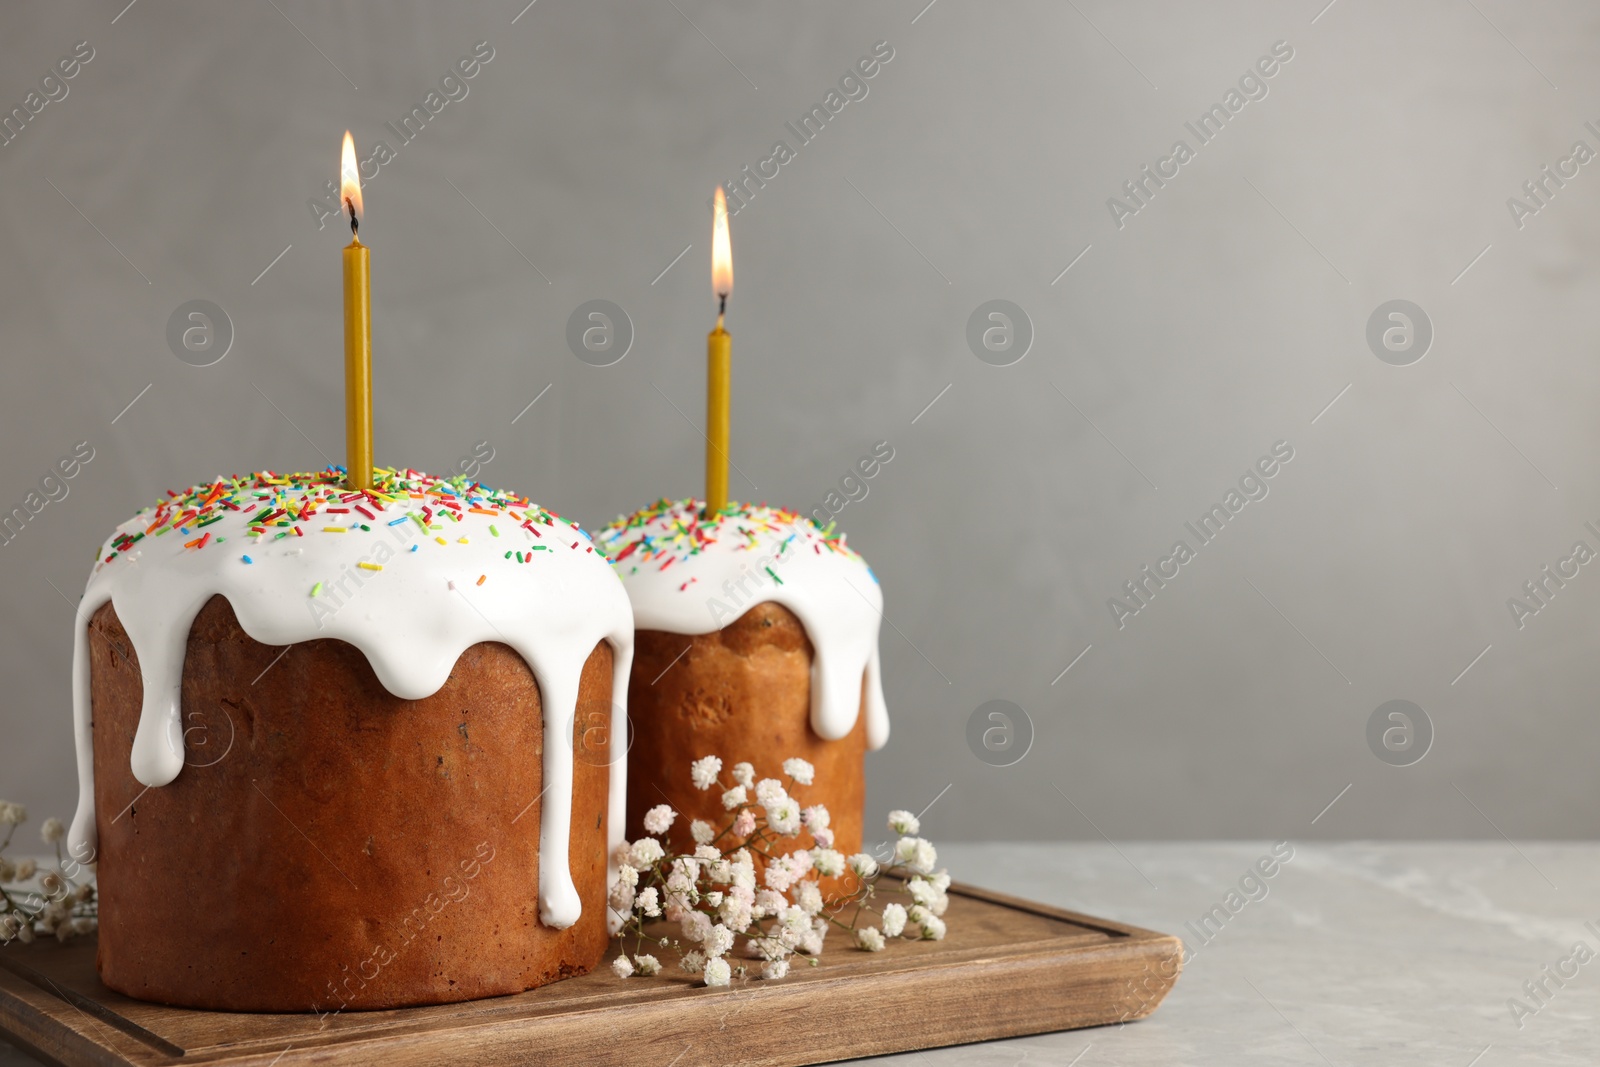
left=711, top=186, right=732, bottom=306
left=341, top=131, right=363, bottom=231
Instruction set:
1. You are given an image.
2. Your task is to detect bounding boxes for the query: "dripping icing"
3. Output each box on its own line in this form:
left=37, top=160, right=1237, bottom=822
left=68, top=467, right=633, bottom=932
left=597, top=499, right=888, bottom=750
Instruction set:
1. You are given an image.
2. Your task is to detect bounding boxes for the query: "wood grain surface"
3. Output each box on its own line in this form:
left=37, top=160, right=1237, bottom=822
left=0, top=882, right=1181, bottom=1067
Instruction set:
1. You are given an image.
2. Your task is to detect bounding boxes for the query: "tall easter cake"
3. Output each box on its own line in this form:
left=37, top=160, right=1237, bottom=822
left=597, top=499, right=887, bottom=867
left=68, top=467, right=633, bottom=1012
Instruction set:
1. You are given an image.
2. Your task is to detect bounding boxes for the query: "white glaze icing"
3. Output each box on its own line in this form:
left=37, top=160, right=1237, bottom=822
left=68, top=467, right=633, bottom=932
left=597, top=499, right=888, bottom=749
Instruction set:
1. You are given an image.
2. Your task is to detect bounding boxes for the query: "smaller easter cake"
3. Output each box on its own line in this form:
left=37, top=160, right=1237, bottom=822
left=68, top=466, right=633, bottom=1012
left=597, top=499, right=887, bottom=873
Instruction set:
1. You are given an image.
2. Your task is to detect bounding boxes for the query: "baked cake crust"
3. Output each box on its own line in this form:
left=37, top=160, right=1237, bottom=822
left=626, top=602, right=867, bottom=878
left=89, top=595, right=615, bottom=1012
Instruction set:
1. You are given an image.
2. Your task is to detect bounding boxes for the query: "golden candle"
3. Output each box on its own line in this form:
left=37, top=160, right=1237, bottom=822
left=341, top=131, right=373, bottom=492
left=706, top=186, right=733, bottom=517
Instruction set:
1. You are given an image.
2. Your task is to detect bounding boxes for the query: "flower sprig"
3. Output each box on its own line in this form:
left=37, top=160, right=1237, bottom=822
left=609, top=756, right=950, bottom=986
left=0, top=802, right=97, bottom=946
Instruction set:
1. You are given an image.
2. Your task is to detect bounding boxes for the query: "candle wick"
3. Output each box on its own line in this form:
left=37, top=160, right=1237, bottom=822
left=718, top=294, right=727, bottom=318
left=345, top=197, right=359, bottom=238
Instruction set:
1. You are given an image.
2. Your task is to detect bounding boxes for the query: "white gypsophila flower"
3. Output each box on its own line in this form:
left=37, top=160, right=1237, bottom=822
left=611, top=955, right=635, bottom=979
left=907, top=877, right=936, bottom=906
left=16, top=921, right=35, bottom=944
left=703, top=956, right=732, bottom=987
left=0, top=802, right=25, bottom=826
left=761, top=958, right=790, bottom=980
left=812, top=827, right=834, bottom=849
left=681, top=950, right=706, bottom=975
left=732, top=808, right=757, bottom=837
left=719, top=896, right=752, bottom=930
left=761, top=864, right=792, bottom=895
left=754, top=778, right=788, bottom=807
left=629, top=837, right=665, bottom=868
left=608, top=881, right=636, bottom=914
left=709, top=859, right=732, bottom=882
left=782, top=757, right=815, bottom=785
left=690, top=819, right=715, bottom=845
left=763, top=856, right=801, bottom=894
left=795, top=882, right=824, bottom=916
left=704, top=890, right=724, bottom=907
left=0, top=915, right=19, bottom=943
left=931, top=893, right=949, bottom=917
left=779, top=905, right=811, bottom=938
left=0, top=858, right=14, bottom=883
left=691, top=755, right=723, bottom=791
left=801, top=804, right=831, bottom=831
left=887, top=809, right=920, bottom=835
left=755, top=888, right=786, bottom=917
left=694, top=844, right=721, bottom=863
left=766, top=799, right=802, bottom=836
left=618, top=863, right=639, bottom=888
left=40, top=817, right=65, bottom=844
left=894, top=836, right=937, bottom=874
left=643, top=804, right=676, bottom=835
left=721, top=785, right=748, bottom=810
left=636, top=886, right=661, bottom=917
left=908, top=904, right=946, bottom=940
left=704, top=923, right=735, bottom=959
left=635, top=954, right=662, bottom=976
left=856, top=926, right=886, bottom=951
left=881, top=902, right=907, bottom=938
left=732, top=762, right=755, bottom=788
left=849, top=853, right=879, bottom=879
left=39, top=873, right=63, bottom=895
left=799, top=929, right=825, bottom=955
left=811, top=849, right=844, bottom=878
left=14, top=858, right=37, bottom=882
left=932, top=872, right=951, bottom=893
left=681, top=911, right=713, bottom=944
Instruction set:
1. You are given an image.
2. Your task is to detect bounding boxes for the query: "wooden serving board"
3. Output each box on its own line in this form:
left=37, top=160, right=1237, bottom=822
left=0, top=883, right=1181, bottom=1067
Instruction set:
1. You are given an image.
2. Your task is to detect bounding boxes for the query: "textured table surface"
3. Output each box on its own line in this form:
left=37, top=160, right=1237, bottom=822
left=4, top=843, right=1595, bottom=1066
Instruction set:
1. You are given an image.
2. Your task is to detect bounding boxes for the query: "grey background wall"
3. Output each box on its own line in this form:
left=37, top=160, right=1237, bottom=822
left=2, top=0, right=1597, bottom=842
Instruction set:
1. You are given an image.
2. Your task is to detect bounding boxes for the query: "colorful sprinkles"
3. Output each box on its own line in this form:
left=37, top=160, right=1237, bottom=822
left=596, top=498, right=863, bottom=586
left=93, top=467, right=604, bottom=586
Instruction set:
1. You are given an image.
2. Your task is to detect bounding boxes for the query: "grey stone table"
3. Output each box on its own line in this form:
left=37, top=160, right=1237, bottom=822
left=4, top=843, right=1595, bottom=1066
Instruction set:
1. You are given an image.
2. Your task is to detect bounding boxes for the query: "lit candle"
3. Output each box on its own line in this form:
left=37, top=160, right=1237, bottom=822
left=341, top=131, right=373, bottom=492
left=706, top=186, right=733, bottom=517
